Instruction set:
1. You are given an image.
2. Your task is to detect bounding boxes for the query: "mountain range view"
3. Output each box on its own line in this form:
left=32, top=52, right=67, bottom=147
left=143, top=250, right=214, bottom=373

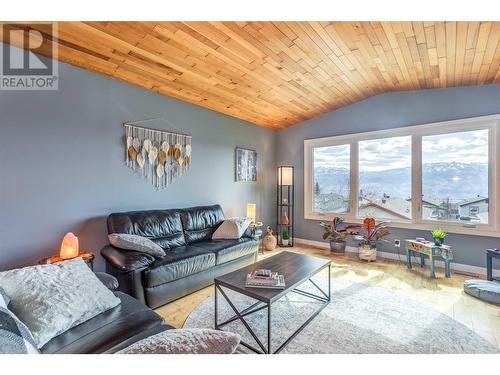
left=314, top=162, right=488, bottom=199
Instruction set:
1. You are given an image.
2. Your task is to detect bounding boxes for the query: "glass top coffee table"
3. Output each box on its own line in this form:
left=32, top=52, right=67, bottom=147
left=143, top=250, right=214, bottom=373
left=214, top=251, right=331, bottom=354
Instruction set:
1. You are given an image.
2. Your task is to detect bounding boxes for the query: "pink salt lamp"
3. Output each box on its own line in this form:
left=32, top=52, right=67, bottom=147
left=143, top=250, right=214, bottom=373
left=60, top=232, right=79, bottom=260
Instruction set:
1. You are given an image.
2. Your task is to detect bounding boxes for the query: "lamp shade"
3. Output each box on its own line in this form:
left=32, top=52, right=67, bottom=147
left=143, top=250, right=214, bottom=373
left=278, top=166, right=294, bottom=185
left=60, top=232, right=79, bottom=260
left=246, top=203, right=256, bottom=224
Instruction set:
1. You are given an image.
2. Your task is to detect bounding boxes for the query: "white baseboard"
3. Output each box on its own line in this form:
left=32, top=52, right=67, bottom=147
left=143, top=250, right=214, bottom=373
left=294, top=237, right=500, bottom=278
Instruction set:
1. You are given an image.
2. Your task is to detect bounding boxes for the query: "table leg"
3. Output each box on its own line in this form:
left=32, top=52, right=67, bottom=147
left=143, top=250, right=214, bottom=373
left=419, top=253, right=425, bottom=267
left=214, top=282, right=218, bottom=329
left=443, top=252, right=451, bottom=278
left=487, top=254, right=493, bottom=281
left=407, top=250, right=412, bottom=269
left=429, top=255, right=435, bottom=278
left=267, top=303, right=271, bottom=354
left=328, top=264, right=331, bottom=301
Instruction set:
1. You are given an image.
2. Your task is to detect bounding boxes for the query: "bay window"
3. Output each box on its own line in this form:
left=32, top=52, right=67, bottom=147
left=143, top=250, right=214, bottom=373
left=304, top=115, right=499, bottom=236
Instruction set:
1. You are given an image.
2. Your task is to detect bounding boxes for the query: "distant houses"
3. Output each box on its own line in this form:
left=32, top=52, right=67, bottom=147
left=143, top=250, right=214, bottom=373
left=458, top=196, right=488, bottom=222
left=358, top=196, right=411, bottom=220
left=313, top=191, right=488, bottom=224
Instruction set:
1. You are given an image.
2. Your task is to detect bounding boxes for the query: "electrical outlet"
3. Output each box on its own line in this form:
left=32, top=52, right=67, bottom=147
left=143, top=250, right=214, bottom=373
left=394, top=239, right=401, bottom=248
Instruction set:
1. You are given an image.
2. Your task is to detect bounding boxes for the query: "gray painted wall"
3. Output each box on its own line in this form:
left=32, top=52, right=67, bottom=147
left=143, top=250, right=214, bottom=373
left=2, top=42, right=499, bottom=273
left=0, top=54, right=276, bottom=271
left=276, top=84, right=500, bottom=270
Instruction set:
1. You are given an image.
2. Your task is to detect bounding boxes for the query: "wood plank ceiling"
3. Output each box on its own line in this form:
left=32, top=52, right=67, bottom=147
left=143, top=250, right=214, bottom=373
left=2, top=22, right=500, bottom=129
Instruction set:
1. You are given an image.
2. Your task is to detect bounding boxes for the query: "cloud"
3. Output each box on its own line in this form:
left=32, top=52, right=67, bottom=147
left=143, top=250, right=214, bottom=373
left=422, top=129, right=488, bottom=164
left=314, top=144, right=350, bottom=167
left=359, top=136, right=411, bottom=171
left=313, top=129, right=488, bottom=171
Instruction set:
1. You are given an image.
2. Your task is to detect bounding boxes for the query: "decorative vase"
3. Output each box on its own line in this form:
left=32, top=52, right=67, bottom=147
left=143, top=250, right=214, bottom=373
left=330, top=239, right=346, bottom=254
left=263, top=228, right=277, bottom=251
left=281, top=212, right=289, bottom=225
left=359, top=243, right=377, bottom=261
left=433, top=237, right=444, bottom=246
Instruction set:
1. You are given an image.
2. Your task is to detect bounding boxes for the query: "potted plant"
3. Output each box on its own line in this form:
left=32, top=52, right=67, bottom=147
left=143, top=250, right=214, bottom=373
left=319, top=217, right=360, bottom=254
left=431, top=229, right=447, bottom=246
left=354, top=218, right=390, bottom=261
left=282, top=229, right=290, bottom=246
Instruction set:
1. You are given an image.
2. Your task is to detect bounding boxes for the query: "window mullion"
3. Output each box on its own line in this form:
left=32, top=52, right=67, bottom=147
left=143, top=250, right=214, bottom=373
left=412, top=135, right=422, bottom=224
left=350, top=141, right=359, bottom=220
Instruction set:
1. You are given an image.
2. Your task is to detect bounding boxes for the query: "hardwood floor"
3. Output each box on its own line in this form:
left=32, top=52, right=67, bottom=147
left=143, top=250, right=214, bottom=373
left=155, top=245, right=500, bottom=350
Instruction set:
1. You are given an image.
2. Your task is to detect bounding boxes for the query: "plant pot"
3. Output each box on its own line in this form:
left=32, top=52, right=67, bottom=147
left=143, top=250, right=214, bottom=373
left=433, top=237, right=444, bottom=246
left=282, top=239, right=289, bottom=246
left=330, top=240, right=346, bottom=254
left=359, top=243, right=377, bottom=261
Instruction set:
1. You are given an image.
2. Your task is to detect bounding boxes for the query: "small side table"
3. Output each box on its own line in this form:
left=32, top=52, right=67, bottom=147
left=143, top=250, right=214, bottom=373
left=486, top=248, right=500, bottom=282
left=38, top=251, right=95, bottom=270
left=404, top=240, right=453, bottom=278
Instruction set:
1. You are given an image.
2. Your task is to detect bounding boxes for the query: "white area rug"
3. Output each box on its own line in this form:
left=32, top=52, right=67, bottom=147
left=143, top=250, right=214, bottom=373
left=184, top=278, right=498, bottom=354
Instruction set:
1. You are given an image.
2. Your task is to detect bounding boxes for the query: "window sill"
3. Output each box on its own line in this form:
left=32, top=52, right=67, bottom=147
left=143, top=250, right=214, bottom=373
left=305, top=212, right=500, bottom=238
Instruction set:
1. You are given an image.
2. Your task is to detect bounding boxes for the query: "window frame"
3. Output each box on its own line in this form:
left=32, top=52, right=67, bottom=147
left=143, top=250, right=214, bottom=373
left=304, top=114, right=500, bottom=237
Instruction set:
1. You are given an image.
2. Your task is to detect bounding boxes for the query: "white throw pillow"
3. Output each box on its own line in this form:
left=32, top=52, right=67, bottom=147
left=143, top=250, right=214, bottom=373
left=212, top=217, right=252, bottom=240
left=117, top=328, right=241, bottom=354
left=0, top=258, right=121, bottom=348
left=108, top=233, right=166, bottom=257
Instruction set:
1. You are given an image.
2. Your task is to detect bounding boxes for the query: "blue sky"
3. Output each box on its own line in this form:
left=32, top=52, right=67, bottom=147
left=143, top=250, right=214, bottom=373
left=314, top=129, right=488, bottom=172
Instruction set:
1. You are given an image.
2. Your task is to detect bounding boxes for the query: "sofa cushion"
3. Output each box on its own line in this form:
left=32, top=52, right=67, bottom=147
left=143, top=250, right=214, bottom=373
left=180, top=205, right=225, bottom=244
left=191, top=238, right=258, bottom=265
left=107, top=209, right=186, bottom=249
left=144, top=246, right=216, bottom=287
left=40, top=292, right=168, bottom=354
left=0, top=258, right=121, bottom=348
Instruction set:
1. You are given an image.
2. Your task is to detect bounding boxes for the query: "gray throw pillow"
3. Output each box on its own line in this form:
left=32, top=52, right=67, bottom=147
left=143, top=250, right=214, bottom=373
left=108, top=233, right=166, bottom=257
left=117, top=328, right=241, bottom=354
left=0, top=288, right=39, bottom=354
left=0, top=258, right=121, bottom=348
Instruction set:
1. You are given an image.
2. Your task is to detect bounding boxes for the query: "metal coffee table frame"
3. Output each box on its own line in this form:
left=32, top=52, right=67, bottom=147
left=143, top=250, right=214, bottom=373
left=214, top=263, right=331, bottom=354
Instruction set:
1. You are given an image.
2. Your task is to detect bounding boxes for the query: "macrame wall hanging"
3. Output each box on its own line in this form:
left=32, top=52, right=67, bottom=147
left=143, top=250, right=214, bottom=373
left=124, top=118, right=192, bottom=189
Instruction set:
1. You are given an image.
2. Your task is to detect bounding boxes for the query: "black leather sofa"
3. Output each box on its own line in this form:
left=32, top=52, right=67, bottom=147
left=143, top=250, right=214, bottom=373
left=40, top=273, right=172, bottom=354
left=101, top=205, right=259, bottom=309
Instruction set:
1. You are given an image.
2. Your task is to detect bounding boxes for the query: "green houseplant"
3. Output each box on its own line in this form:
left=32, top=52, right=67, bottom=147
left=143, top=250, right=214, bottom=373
left=354, top=218, right=391, bottom=261
left=282, top=229, right=290, bottom=246
left=431, top=229, right=447, bottom=246
left=319, top=217, right=360, bottom=254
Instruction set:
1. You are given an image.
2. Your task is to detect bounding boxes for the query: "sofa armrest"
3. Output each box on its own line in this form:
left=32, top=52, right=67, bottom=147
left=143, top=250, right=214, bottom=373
left=94, top=272, right=119, bottom=290
left=101, top=245, right=156, bottom=272
left=243, top=227, right=263, bottom=238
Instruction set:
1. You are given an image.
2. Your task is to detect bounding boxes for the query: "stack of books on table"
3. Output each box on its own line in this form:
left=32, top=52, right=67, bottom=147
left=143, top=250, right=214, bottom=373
left=245, top=269, right=285, bottom=289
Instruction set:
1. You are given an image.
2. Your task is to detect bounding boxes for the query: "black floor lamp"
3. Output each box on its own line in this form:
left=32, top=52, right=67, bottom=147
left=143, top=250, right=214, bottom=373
left=277, top=166, right=294, bottom=247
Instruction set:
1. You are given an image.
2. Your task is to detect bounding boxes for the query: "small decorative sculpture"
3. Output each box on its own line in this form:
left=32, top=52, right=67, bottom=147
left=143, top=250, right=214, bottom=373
left=281, top=211, right=289, bottom=225
left=263, top=226, right=277, bottom=251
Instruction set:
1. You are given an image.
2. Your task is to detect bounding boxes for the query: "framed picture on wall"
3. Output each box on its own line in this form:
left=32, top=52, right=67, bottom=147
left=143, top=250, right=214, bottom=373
left=235, top=147, right=257, bottom=182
